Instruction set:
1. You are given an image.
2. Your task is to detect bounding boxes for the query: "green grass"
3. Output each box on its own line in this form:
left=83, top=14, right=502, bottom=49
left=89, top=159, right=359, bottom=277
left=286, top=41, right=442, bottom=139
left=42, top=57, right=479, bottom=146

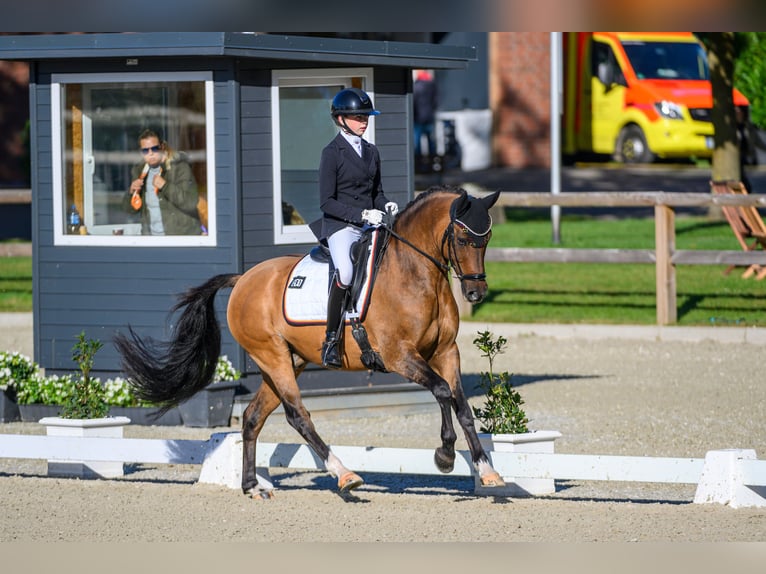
left=473, top=212, right=766, bottom=326
left=0, top=256, right=32, bottom=312
left=2, top=214, right=764, bottom=326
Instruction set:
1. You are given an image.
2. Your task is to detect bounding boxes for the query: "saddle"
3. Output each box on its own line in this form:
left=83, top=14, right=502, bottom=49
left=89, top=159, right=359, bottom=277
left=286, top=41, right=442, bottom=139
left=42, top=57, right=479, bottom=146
left=286, top=227, right=391, bottom=371
left=309, top=228, right=386, bottom=305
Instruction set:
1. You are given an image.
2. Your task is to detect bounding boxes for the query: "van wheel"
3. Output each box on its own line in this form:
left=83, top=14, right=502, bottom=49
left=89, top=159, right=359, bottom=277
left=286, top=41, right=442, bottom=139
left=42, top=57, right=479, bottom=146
left=616, top=125, right=655, bottom=163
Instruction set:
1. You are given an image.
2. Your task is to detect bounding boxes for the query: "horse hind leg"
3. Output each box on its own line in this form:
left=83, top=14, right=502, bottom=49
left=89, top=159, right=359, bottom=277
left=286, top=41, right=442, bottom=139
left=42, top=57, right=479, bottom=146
left=255, top=360, right=363, bottom=493
left=279, top=396, right=364, bottom=492
left=241, top=382, right=282, bottom=498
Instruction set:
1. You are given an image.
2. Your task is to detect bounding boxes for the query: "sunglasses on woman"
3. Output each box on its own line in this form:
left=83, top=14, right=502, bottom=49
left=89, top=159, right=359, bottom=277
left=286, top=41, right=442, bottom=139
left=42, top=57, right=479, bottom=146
left=141, top=145, right=162, bottom=155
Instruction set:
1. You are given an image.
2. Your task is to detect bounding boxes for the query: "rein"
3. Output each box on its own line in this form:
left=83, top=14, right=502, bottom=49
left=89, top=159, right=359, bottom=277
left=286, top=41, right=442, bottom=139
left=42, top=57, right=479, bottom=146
left=382, top=208, right=489, bottom=283
left=384, top=225, right=450, bottom=275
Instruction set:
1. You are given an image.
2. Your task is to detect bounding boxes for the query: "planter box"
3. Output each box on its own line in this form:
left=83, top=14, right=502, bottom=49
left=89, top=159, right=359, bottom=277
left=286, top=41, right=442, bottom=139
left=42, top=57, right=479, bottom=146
left=18, top=403, right=62, bottom=422
left=109, top=406, right=182, bottom=426
left=0, top=389, right=20, bottom=423
left=178, top=380, right=239, bottom=428
left=40, top=416, right=131, bottom=478
left=476, top=430, right=562, bottom=497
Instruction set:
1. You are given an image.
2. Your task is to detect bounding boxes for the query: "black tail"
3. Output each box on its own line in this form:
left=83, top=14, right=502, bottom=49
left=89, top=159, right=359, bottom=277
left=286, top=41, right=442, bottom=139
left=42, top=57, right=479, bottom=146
left=113, top=273, right=240, bottom=411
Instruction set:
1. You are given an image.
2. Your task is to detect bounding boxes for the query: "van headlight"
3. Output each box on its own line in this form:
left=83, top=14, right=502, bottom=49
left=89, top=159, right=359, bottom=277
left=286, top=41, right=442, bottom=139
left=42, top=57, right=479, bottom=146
left=655, top=100, right=685, bottom=120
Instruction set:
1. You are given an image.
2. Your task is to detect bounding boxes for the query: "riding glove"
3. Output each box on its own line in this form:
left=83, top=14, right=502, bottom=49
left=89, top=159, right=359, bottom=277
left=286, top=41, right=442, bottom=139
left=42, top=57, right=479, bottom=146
left=384, top=202, right=399, bottom=216
left=361, top=209, right=385, bottom=225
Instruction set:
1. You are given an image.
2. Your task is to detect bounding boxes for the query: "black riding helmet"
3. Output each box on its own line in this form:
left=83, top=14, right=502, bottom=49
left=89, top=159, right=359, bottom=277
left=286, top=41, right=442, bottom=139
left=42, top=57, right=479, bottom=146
left=331, top=87, right=380, bottom=118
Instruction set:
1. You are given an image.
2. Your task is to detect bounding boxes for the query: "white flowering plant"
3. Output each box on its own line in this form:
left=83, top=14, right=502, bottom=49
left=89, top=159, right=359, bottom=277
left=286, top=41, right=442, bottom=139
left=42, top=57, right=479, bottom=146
left=12, top=354, right=240, bottom=407
left=213, top=355, right=241, bottom=383
left=0, top=351, right=40, bottom=393
left=16, top=373, right=74, bottom=405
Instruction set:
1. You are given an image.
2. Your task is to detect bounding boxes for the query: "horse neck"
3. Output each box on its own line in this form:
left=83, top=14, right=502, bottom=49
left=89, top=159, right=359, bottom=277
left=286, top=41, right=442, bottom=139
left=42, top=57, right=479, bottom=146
left=389, top=193, right=453, bottom=272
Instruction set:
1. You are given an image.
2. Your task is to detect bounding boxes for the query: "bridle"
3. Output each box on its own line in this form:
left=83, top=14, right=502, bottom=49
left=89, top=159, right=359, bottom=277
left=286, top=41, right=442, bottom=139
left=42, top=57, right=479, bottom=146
left=382, top=200, right=491, bottom=284
left=441, top=216, right=491, bottom=282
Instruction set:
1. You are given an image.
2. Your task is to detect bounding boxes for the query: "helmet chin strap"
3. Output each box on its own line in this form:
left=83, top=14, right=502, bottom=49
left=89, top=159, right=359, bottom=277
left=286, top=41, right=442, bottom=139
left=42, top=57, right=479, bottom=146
left=338, top=115, right=363, bottom=137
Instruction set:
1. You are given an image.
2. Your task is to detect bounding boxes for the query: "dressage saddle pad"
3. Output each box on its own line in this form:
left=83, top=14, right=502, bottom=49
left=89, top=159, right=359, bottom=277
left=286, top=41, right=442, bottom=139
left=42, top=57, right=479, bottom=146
left=282, top=231, right=381, bottom=326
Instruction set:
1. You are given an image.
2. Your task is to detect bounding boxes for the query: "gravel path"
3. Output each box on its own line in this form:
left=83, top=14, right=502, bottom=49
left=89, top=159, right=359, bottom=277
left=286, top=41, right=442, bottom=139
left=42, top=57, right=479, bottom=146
left=0, top=316, right=765, bottom=542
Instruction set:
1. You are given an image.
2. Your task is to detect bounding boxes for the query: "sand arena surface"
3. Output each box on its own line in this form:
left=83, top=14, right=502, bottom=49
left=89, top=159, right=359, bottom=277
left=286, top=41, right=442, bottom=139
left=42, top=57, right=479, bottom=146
left=0, top=317, right=765, bottom=542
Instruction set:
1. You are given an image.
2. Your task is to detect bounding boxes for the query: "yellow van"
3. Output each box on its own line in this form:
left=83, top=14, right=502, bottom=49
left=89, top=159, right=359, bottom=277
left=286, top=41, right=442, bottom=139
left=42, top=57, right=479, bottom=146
left=563, top=32, right=750, bottom=163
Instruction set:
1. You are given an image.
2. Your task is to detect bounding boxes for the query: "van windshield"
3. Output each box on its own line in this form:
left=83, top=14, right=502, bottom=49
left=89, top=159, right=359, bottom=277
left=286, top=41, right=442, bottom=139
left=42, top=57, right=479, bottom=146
left=622, top=41, right=709, bottom=81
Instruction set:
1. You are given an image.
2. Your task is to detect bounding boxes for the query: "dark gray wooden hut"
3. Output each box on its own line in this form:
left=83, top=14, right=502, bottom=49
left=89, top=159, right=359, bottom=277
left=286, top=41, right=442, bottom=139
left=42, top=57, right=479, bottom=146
left=0, top=32, right=474, bottom=395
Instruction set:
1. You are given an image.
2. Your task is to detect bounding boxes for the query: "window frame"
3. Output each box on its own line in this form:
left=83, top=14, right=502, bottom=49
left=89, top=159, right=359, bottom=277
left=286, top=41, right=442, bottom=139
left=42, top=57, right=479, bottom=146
left=270, top=67, right=375, bottom=245
left=51, top=71, right=217, bottom=247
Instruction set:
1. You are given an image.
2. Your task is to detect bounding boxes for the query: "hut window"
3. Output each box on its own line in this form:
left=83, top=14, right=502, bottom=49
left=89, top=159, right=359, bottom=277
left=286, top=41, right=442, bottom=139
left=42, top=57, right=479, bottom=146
left=51, top=72, right=215, bottom=246
left=271, top=68, right=375, bottom=245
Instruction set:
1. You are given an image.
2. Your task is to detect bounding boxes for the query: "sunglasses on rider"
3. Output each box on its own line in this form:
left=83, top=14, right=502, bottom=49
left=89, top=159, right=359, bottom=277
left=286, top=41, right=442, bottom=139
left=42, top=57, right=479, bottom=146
left=141, top=145, right=161, bottom=155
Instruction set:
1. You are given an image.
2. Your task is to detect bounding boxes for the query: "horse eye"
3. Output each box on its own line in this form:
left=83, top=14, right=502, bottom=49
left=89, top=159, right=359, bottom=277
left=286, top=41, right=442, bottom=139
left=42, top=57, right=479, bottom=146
left=456, top=237, right=468, bottom=246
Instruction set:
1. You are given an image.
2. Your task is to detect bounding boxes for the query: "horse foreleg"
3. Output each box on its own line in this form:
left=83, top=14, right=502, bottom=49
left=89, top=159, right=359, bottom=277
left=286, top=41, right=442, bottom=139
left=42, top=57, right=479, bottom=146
left=401, top=355, right=459, bottom=473
left=432, top=385, right=458, bottom=473
left=241, top=381, right=281, bottom=497
left=450, top=376, right=505, bottom=488
left=410, top=352, right=505, bottom=487
left=280, top=395, right=364, bottom=492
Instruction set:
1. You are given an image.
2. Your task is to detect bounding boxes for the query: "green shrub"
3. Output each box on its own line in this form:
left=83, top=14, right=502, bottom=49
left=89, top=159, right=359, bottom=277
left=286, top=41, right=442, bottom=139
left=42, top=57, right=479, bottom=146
left=471, top=330, right=529, bottom=435
left=61, top=332, right=108, bottom=419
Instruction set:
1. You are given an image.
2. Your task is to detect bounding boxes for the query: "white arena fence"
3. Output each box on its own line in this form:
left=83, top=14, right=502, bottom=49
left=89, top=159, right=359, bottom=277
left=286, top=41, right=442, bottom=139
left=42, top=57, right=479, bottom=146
left=0, top=432, right=765, bottom=508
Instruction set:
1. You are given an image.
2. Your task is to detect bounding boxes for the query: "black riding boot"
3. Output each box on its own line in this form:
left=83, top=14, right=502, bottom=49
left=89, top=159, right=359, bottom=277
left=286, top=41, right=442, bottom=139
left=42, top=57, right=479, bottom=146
left=321, top=281, right=348, bottom=369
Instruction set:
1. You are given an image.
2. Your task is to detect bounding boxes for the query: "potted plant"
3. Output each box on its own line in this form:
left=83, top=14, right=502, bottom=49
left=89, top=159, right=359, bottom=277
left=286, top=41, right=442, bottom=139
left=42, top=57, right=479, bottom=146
left=105, top=377, right=182, bottom=426
left=0, top=350, right=39, bottom=423
left=177, top=355, right=241, bottom=427
left=471, top=330, right=561, bottom=496
left=15, top=373, right=182, bottom=425
left=37, top=332, right=130, bottom=478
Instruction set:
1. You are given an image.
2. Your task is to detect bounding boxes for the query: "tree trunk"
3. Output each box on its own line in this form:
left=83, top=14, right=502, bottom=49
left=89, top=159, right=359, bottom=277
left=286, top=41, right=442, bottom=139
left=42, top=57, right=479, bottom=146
left=706, top=33, right=740, bottom=184
left=704, top=33, right=741, bottom=219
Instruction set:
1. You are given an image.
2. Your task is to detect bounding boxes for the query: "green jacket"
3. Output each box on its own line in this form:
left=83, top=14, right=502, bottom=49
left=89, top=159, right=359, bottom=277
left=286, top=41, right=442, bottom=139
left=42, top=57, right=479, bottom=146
left=124, top=155, right=201, bottom=235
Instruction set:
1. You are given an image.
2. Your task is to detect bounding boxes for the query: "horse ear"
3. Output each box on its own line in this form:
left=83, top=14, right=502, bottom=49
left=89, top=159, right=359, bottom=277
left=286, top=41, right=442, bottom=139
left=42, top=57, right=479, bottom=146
left=452, top=189, right=471, bottom=218
left=480, top=190, right=501, bottom=210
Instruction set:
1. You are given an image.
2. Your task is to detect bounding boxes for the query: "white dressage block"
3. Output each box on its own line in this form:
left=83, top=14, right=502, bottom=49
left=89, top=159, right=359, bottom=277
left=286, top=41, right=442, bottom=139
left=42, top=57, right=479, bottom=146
left=1, top=431, right=765, bottom=507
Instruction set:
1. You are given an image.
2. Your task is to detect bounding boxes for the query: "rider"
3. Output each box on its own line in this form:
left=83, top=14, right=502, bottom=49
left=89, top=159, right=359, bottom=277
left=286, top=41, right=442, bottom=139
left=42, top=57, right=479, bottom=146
left=314, top=87, right=398, bottom=369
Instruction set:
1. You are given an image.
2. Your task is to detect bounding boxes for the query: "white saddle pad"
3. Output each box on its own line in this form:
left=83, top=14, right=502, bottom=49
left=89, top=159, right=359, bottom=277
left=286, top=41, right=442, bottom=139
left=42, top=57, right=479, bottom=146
left=282, top=249, right=376, bottom=326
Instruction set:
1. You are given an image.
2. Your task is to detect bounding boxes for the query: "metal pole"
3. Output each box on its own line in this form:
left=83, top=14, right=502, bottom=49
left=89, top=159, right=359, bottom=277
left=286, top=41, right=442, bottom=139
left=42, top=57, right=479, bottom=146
left=550, top=32, right=562, bottom=245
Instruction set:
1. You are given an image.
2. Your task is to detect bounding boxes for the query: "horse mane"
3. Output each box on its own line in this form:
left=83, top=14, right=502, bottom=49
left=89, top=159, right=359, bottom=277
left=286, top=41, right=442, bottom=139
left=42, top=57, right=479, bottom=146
left=396, top=185, right=463, bottom=226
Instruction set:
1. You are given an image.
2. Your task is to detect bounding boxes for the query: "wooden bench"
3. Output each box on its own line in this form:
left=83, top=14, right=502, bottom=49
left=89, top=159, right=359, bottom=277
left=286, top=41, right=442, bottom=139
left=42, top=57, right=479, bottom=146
left=711, top=181, right=766, bottom=280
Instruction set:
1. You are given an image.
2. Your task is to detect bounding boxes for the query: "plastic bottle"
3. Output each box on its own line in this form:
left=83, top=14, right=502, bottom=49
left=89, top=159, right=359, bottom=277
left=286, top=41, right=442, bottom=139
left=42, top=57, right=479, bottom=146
left=67, top=204, right=81, bottom=234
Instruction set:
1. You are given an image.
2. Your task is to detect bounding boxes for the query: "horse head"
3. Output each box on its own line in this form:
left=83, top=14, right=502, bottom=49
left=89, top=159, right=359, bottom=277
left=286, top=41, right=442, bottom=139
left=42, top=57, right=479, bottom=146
left=445, top=188, right=500, bottom=303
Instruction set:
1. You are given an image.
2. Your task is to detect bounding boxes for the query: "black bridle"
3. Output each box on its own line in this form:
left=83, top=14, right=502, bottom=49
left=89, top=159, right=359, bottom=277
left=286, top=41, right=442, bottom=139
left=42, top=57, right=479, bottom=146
left=442, top=217, right=491, bottom=282
left=382, top=209, right=491, bottom=284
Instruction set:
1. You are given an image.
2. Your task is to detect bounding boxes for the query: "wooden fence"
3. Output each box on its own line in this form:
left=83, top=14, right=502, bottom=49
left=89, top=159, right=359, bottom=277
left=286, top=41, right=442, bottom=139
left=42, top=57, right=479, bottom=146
left=452, top=191, right=766, bottom=325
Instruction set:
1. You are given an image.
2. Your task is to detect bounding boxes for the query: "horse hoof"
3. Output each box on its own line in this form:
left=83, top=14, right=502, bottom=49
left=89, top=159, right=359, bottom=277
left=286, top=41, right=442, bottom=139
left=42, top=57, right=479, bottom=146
left=480, top=471, right=506, bottom=488
left=338, top=471, right=364, bottom=492
left=434, top=448, right=455, bottom=473
left=245, top=487, right=275, bottom=500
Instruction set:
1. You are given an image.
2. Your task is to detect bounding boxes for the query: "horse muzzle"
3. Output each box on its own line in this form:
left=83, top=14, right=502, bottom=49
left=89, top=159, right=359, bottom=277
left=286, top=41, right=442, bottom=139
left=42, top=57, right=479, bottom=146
left=460, top=275, right=488, bottom=303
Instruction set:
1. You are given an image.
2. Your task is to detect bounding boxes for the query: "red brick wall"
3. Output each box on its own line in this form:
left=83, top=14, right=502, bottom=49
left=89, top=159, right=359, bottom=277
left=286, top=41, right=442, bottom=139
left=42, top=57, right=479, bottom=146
left=490, top=32, right=551, bottom=168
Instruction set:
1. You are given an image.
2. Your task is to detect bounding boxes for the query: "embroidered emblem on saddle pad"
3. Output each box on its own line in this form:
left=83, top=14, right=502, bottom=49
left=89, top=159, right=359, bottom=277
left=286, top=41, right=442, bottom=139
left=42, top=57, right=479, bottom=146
left=282, top=230, right=383, bottom=326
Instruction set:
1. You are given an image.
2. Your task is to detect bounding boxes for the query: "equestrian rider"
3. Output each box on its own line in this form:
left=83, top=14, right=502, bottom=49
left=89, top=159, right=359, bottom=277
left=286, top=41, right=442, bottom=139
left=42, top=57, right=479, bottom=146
left=314, top=87, right=398, bottom=368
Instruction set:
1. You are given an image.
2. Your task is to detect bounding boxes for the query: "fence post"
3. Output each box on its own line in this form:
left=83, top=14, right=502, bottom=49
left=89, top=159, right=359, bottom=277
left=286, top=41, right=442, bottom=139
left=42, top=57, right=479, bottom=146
left=654, top=205, right=677, bottom=325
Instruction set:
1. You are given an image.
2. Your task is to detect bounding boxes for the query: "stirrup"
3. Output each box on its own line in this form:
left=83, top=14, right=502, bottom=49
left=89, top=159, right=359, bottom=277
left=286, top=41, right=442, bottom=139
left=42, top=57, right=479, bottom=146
left=321, top=333, right=342, bottom=369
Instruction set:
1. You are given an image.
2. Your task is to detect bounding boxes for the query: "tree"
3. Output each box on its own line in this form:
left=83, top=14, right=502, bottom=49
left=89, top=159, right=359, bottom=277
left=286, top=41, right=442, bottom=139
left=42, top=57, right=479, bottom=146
left=735, top=33, right=766, bottom=130
left=698, top=32, right=740, bottom=186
